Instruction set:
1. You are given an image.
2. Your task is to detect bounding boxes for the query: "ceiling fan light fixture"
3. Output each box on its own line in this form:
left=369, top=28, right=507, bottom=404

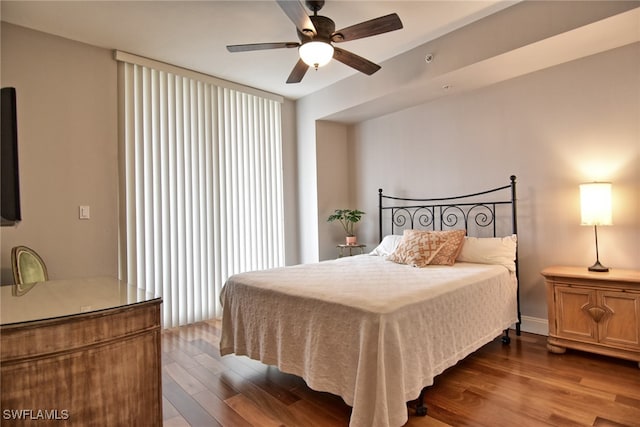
left=228, top=1, right=403, bottom=83
left=299, top=41, right=334, bottom=69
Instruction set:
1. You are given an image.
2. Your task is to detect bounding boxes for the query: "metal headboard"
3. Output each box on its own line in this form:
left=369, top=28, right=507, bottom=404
left=379, top=175, right=518, bottom=241
left=378, top=175, right=520, bottom=334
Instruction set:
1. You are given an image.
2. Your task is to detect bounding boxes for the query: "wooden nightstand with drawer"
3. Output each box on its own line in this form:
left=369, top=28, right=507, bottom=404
left=541, top=266, right=640, bottom=367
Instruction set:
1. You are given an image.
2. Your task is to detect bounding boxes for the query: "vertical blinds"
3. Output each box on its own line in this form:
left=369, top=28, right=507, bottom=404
left=117, top=54, right=284, bottom=328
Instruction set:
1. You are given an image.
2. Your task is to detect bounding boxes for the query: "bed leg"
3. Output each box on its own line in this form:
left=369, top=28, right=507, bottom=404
left=414, top=387, right=428, bottom=416
left=501, top=328, right=511, bottom=345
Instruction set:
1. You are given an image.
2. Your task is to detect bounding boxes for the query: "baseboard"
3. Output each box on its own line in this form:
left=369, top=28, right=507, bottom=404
left=515, top=316, right=549, bottom=336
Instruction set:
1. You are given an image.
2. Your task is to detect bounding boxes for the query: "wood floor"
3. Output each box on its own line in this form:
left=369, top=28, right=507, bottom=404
left=161, top=320, right=640, bottom=427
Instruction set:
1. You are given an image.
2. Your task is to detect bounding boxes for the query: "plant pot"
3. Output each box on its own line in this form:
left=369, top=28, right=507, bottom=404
left=346, top=236, right=357, bottom=245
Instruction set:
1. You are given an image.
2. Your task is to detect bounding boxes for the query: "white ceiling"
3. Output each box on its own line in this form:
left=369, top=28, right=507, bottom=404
left=0, top=0, right=517, bottom=99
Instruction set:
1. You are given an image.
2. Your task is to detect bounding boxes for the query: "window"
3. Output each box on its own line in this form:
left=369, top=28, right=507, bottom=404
left=117, top=52, right=284, bottom=328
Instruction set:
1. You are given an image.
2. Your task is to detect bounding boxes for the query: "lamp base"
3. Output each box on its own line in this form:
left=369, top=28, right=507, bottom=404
left=588, top=260, right=609, bottom=272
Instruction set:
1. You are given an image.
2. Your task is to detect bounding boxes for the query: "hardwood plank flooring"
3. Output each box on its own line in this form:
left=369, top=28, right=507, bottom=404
left=162, top=320, right=640, bottom=426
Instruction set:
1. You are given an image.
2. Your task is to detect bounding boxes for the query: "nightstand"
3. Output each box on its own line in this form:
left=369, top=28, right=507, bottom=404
left=541, top=266, right=640, bottom=367
left=337, top=244, right=366, bottom=257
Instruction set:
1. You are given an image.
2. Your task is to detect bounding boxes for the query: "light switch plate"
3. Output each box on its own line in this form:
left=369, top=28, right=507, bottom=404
left=79, top=205, right=90, bottom=219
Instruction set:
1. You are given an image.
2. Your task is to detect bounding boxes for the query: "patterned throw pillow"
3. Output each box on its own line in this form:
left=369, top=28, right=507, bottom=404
left=429, top=229, right=467, bottom=265
left=387, top=230, right=446, bottom=267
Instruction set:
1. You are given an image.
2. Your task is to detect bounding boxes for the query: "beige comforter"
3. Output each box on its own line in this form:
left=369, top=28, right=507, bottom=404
left=220, top=255, right=517, bottom=427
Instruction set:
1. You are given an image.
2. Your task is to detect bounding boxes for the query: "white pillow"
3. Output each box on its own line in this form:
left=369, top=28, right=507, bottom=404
left=456, top=234, right=518, bottom=271
left=369, top=235, right=403, bottom=256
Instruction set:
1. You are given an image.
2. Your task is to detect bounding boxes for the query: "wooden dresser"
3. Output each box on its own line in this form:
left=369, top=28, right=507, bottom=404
left=541, top=266, right=640, bottom=367
left=1, top=277, right=162, bottom=425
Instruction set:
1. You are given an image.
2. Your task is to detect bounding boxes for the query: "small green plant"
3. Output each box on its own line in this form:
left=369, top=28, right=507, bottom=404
left=327, top=209, right=365, bottom=236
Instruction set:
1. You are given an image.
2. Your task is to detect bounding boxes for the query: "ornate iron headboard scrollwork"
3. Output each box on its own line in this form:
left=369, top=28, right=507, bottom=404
left=378, top=175, right=520, bottom=334
left=379, top=175, right=517, bottom=240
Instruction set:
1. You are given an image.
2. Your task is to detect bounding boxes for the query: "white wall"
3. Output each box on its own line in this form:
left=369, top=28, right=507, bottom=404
left=347, top=43, right=640, bottom=322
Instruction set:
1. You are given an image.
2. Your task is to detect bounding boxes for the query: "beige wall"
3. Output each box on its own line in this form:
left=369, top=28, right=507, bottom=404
left=347, top=43, right=640, bottom=323
left=298, top=3, right=639, bottom=333
left=280, top=97, right=300, bottom=266
left=3, top=5, right=637, bottom=332
left=1, top=23, right=119, bottom=282
left=0, top=22, right=301, bottom=283
left=316, top=120, right=350, bottom=260
left=298, top=1, right=638, bottom=268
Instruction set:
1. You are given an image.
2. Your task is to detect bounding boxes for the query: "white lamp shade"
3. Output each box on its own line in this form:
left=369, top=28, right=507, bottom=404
left=580, top=182, right=612, bottom=226
left=299, top=41, right=334, bottom=68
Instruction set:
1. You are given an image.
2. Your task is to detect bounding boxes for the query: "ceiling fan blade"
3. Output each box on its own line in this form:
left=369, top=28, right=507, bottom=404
left=227, top=42, right=299, bottom=52
left=333, top=47, right=381, bottom=75
left=286, top=58, right=309, bottom=84
left=332, top=13, right=403, bottom=42
left=276, top=0, right=317, bottom=36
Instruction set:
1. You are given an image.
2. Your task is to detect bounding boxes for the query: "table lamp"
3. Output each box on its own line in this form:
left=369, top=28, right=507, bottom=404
left=580, top=182, right=612, bottom=272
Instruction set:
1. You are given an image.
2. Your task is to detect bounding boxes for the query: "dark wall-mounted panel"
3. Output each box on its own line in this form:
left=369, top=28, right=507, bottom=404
left=1, top=87, right=21, bottom=226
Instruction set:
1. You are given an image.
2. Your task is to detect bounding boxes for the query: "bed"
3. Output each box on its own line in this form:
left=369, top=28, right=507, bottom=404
left=220, top=176, right=522, bottom=427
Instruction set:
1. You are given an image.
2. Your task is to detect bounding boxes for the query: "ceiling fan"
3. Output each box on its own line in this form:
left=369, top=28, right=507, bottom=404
left=226, top=0, right=403, bottom=84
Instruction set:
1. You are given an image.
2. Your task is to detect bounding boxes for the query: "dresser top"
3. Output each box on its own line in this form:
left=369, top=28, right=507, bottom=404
left=1, top=276, right=160, bottom=326
left=541, top=265, right=640, bottom=284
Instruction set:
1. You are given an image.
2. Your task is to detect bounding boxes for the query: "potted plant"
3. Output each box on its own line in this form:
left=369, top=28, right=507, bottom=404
left=327, top=209, right=365, bottom=245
